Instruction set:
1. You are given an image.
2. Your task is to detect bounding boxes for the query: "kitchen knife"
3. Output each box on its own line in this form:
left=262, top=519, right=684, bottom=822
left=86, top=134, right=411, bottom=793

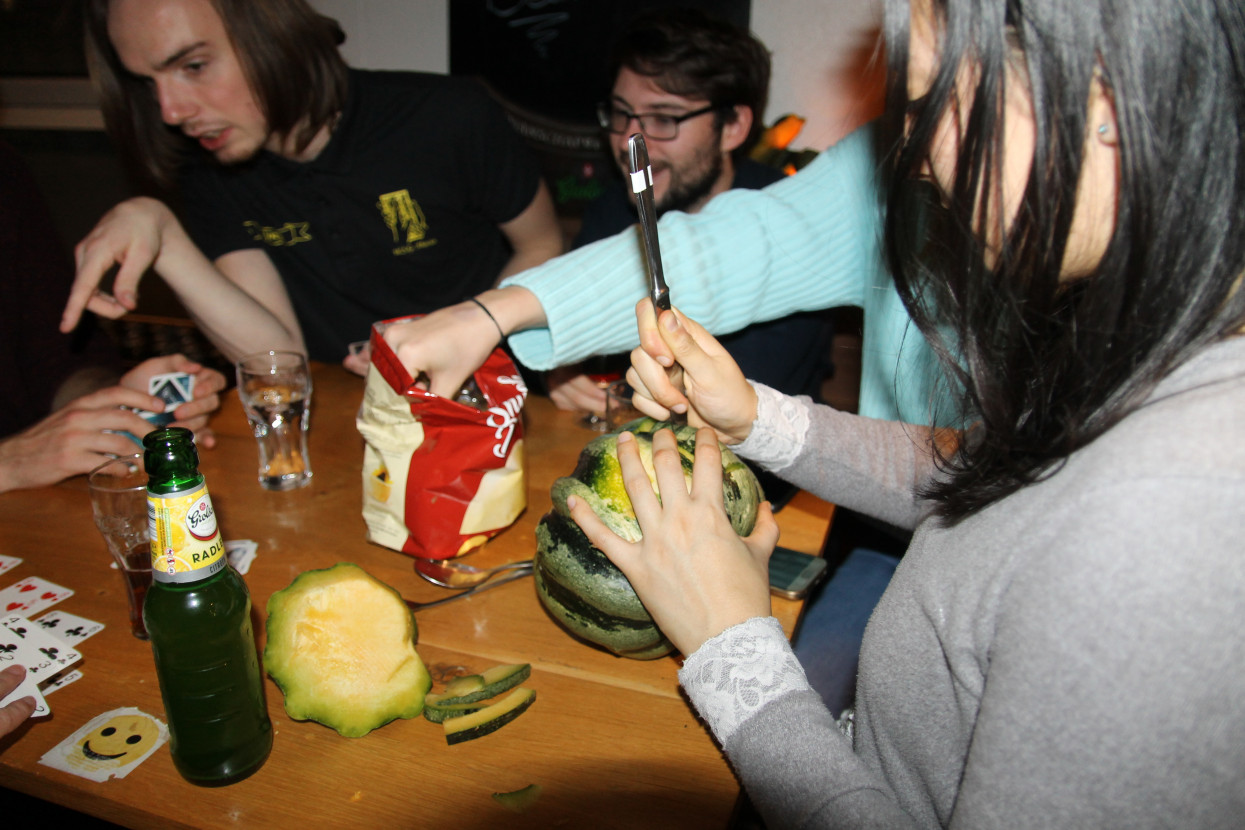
left=627, top=133, right=672, bottom=312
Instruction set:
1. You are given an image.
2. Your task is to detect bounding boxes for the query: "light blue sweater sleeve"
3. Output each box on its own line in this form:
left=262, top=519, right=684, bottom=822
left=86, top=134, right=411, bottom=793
left=504, top=124, right=951, bottom=425
left=505, top=126, right=881, bottom=362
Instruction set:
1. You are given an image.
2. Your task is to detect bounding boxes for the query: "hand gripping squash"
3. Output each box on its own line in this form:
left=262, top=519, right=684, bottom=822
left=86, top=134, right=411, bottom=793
left=534, top=418, right=763, bottom=659
left=265, top=563, right=432, bottom=737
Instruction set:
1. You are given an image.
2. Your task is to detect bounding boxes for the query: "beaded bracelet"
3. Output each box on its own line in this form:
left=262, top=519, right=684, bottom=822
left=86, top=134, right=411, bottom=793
left=470, top=297, right=505, bottom=340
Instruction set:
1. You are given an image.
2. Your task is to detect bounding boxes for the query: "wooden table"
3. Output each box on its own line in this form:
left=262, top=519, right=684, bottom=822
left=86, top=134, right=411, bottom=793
left=0, top=363, right=832, bottom=828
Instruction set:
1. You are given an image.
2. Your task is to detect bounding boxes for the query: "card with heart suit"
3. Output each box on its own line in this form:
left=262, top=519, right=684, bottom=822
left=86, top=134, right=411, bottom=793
left=32, top=610, right=105, bottom=644
left=0, top=577, right=73, bottom=616
left=0, top=614, right=82, bottom=681
left=0, top=555, right=21, bottom=577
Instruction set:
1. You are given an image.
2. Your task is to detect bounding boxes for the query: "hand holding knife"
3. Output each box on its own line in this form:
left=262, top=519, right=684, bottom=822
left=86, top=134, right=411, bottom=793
left=627, top=133, right=672, bottom=312
left=628, top=133, right=690, bottom=424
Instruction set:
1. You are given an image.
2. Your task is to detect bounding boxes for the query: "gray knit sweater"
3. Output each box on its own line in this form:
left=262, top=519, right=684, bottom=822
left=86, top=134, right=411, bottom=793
left=679, top=338, right=1245, bottom=828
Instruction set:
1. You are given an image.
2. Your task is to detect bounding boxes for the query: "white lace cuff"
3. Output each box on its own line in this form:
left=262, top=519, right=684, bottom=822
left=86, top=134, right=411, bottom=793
left=733, top=382, right=810, bottom=473
left=678, top=616, right=813, bottom=745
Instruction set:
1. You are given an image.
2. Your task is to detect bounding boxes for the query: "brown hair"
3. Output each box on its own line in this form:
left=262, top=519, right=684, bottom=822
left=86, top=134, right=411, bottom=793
left=609, top=8, right=771, bottom=156
left=85, top=0, right=349, bottom=190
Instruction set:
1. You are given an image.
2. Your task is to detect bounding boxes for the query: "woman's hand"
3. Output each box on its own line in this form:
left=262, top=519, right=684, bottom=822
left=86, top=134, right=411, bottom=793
left=381, top=302, right=502, bottom=398
left=628, top=300, right=759, bottom=445
left=567, top=427, right=779, bottom=656
left=380, top=286, right=547, bottom=398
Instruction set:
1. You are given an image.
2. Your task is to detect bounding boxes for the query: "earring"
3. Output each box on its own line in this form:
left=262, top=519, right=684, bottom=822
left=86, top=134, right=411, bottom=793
left=1097, top=124, right=1109, bottom=136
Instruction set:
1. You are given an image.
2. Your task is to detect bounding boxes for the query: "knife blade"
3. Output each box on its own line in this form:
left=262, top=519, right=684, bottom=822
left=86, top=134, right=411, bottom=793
left=627, top=133, right=672, bottom=312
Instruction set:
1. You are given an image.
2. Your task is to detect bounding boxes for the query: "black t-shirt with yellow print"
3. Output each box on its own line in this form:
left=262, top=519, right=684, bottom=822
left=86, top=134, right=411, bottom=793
left=181, top=69, right=542, bottom=362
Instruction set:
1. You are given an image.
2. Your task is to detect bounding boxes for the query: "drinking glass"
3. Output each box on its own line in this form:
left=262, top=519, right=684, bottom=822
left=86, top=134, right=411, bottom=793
left=235, top=351, right=313, bottom=491
left=578, top=356, right=623, bottom=432
left=605, top=379, right=641, bottom=430
left=88, top=454, right=153, bottom=639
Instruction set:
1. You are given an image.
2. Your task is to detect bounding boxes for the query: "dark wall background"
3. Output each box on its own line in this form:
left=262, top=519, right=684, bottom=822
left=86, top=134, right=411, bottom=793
left=449, top=0, right=751, bottom=217
left=0, top=128, right=187, bottom=319
left=450, top=0, right=749, bottom=124
left=0, top=1, right=87, bottom=76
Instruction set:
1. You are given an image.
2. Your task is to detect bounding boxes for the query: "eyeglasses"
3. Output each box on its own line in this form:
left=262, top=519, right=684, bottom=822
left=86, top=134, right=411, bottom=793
left=595, top=102, right=721, bottom=141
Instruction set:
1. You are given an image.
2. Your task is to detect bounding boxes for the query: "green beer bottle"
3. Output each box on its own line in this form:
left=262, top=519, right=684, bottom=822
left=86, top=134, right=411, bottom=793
left=143, top=427, right=272, bottom=785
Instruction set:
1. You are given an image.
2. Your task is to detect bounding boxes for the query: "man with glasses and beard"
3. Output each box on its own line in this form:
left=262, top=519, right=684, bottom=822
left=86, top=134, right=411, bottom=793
left=545, top=9, right=834, bottom=422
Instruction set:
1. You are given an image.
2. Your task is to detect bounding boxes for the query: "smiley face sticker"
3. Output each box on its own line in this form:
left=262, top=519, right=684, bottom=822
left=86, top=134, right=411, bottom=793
left=39, top=708, right=168, bottom=782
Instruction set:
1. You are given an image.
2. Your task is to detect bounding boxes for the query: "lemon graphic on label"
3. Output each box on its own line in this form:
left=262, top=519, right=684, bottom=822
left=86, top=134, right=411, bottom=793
left=166, top=522, right=188, bottom=552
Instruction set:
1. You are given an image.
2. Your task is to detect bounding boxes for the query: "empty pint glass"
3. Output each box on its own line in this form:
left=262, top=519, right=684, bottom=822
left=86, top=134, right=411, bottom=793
left=235, top=351, right=313, bottom=491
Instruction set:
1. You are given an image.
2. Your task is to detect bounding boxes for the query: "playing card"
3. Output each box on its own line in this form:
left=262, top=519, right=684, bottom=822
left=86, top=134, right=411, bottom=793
left=0, top=667, right=49, bottom=718
left=32, top=610, right=105, bottom=644
left=0, top=555, right=21, bottom=576
left=40, top=668, right=84, bottom=695
left=138, top=372, right=195, bottom=426
left=150, top=371, right=194, bottom=408
left=0, top=615, right=82, bottom=680
left=125, top=372, right=195, bottom=427
left=226, top=539, right=257, bottom=575
left=0, top=577, right=74, bottom=616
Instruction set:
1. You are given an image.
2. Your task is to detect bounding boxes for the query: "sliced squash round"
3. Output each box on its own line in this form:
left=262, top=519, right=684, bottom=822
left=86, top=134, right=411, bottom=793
left=264, top=562, right=432, bottom=737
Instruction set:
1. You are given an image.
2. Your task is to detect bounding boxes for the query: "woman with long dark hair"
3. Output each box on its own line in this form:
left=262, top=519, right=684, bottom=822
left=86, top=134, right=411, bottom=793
left=569, top=0, right=1245, bottom=824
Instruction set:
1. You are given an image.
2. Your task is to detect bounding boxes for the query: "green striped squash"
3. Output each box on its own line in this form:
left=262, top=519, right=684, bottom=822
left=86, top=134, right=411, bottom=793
left=534, top=418, right=763, bottom=659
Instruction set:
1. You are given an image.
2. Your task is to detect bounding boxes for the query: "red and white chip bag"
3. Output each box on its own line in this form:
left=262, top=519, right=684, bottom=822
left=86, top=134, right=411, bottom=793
left=357, top=316, right=527, bottom=559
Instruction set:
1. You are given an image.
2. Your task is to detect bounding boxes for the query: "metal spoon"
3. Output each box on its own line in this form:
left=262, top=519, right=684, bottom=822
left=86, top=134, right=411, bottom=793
left=403, top=566, right=534, bottom=611
left=414, top=557, right=536, bottom=589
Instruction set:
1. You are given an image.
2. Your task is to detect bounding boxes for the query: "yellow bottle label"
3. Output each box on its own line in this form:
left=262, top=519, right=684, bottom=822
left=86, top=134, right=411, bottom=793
left=148, top=485, right=226, bottom=583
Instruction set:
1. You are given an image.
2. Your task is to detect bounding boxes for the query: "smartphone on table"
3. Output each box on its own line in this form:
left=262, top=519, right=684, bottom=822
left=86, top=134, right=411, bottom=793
left=768, top=546, right=829, bottom=600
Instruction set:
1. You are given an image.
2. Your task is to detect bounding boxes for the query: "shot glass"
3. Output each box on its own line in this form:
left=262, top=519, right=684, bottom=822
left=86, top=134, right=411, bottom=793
left=605, top=379, right=641, bottom=430
left=88, top=454, right=153, bottom=640
left=236, top=350, right=314, bottom=491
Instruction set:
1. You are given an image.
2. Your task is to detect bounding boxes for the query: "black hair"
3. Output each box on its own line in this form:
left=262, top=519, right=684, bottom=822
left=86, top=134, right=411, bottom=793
left=85, top=0, right=349, bottom=190
left=881, top=0, right=1245, bottom=520
left=609, top=8, right=771, bottom=154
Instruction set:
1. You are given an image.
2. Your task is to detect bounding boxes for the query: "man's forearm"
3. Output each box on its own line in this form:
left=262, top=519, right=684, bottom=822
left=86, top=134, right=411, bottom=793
left=155, top=233, right=305, bottom=360
left=494, top=181, right=564, bottom=285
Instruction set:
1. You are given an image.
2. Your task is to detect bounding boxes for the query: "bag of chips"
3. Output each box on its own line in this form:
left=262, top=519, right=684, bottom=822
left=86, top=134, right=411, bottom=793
left=357, top=316, right=527, bottom=559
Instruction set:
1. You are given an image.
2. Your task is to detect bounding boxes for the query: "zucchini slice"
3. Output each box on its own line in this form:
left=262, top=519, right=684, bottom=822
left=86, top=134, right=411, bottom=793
left=492, top=784, right=543, bottom=813
left=425, top=663, right=531, bottom=707
left=422, top=699, right=491, bottom=724
left=443, top=687, right=536, bottom=744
